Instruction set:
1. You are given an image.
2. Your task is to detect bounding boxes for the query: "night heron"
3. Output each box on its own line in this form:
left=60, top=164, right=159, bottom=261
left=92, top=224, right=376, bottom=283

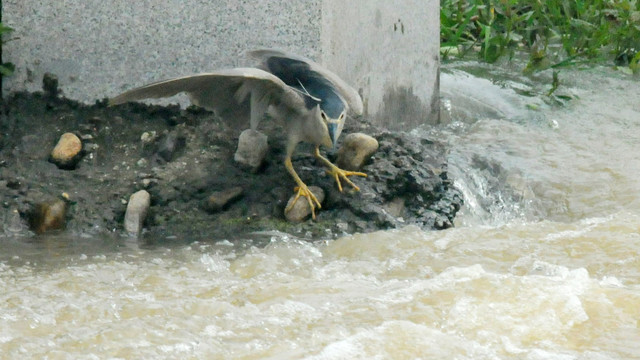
left=110, top=49, right=366, bottom=219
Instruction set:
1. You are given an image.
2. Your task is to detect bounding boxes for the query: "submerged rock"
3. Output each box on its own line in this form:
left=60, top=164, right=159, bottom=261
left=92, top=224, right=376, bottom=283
left=234, top=129, right=268, bottom=172
left=205, top=187, right=244, bottom=212
left=124, top=190, right=151, bottom=236
left=49, top=132, right=82, bottom=169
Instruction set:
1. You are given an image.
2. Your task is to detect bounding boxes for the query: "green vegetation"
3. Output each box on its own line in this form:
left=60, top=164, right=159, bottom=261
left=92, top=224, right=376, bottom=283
left=0, top=23, right=15, bottom=77
left=441, top=0, right=640, bottom=73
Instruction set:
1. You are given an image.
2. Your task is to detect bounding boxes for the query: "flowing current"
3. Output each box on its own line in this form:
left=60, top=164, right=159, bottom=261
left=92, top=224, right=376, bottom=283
left=2, top=63, right=639, bottom=359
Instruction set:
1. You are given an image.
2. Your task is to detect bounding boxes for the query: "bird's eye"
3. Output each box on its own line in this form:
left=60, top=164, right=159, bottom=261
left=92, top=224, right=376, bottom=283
left=320, top=112, right=327, bottom=121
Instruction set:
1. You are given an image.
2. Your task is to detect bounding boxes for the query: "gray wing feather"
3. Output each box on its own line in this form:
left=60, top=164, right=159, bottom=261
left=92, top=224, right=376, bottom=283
left=109, top=68, right=303, bottom=129
left=248, top=49, right=363, bottom=115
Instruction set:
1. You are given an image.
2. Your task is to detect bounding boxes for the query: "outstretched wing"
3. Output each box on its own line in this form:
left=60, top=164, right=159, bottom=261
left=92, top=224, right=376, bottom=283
left=249, top=49, right=363, bottom=116
left=109, top=68, right=304, bottom=129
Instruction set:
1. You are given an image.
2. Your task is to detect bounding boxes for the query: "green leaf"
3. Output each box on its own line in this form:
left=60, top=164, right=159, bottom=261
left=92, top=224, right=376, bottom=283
left=547, top=70, right=560, bottom=96
left=0, top=23, right=14, bottom=35
left=0, top=62, right=15, bottom=76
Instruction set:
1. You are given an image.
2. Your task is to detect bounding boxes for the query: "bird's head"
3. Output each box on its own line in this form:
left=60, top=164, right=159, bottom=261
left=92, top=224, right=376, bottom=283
left=296, top=72, right=348, bottom=150
left=310, top=99, right=346, bottom=150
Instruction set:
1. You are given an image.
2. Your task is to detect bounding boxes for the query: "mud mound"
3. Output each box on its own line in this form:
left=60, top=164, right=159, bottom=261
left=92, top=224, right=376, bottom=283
left=0, top=88, right=462, bottom=243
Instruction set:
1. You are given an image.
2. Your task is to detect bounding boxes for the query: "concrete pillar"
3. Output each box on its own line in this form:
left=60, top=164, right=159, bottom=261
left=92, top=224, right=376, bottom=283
left=322, top=1, right=440, bottom=129
left=2, top=0, right=439, bottom=129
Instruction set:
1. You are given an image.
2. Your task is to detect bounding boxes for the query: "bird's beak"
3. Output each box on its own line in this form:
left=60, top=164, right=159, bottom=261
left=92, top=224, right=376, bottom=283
left=328, top=122, right=339, bottom=150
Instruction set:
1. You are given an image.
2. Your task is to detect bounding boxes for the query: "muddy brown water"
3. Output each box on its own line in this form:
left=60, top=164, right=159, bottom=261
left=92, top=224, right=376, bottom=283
left=1, top=63, right=639, bottom=359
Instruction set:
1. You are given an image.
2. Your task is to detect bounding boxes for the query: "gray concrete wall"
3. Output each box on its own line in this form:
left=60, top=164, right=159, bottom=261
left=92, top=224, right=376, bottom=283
left=2, top=0, right=439, bottom=129
left=322, top=1, right=440, bottom=129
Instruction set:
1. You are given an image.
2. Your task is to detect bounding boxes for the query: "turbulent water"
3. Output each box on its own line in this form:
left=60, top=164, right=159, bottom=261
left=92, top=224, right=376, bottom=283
left=2, top=62, right=639, bottom=359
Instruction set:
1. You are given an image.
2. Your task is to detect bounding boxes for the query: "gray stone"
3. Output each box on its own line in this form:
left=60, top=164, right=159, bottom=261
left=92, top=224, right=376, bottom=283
left=336, top=133, right=379, bottom=171
left=234, top=129, right=268, bottom=172
left=285, top=186, right=325, bottom=223
left=49, top=132, right=82, bottom=169
left=6, top=209, right=25, bottom=233
left=124, top=190, right=151, bottom=236
left=383, top=197, right=405, bottom=218
left=205, top=187, right=244, bottom=212
left=157, top=131, right=186, bottom=162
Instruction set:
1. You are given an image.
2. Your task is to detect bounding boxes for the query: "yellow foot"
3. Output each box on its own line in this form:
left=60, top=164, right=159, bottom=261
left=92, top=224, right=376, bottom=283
left=285, top=184, right=322, bottom=220
left=326, top=164, right=367, bottom=192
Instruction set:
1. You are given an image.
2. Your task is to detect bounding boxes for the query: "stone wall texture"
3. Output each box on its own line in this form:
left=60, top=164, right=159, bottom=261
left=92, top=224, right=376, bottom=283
left=2, top=0, right=439, bottom=129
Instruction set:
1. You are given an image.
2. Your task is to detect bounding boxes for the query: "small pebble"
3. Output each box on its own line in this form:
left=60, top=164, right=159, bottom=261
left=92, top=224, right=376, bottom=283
left=141, top=178, right=158, bottom=188
left=285, top=186, right=325, bottom=223
left=124, top=190, right=150, bottom=236
left=83, top=143, right=99, bottom=152
left=336, top=133, right=379, bottom=171
left=141, top=131, right=158, bottom=144
left=234, top=129, right=268, bottom=172
left=335, top=222, right=349, bottom=232
left=50, top=132, right=83, bottom=169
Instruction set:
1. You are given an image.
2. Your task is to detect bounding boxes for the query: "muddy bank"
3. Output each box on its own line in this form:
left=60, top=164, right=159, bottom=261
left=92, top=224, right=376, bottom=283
left=0, top=87, right=462, bottom=243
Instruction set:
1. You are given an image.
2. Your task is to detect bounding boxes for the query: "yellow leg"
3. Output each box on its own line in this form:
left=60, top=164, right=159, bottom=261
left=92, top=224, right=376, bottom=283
left=284, top=156, right=322, bottom=219
left=314, top=146, right=367, bottom=192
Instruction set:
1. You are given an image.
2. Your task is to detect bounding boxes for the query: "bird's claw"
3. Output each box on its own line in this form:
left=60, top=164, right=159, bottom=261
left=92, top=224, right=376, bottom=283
left=285, top=184, right=322, bottom=220
left=326, top=166, right=367, bottom=192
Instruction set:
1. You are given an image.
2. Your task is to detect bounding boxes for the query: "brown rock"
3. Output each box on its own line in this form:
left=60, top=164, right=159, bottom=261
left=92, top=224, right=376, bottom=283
left=336, top=133, right=379, bottom=171
left=205, top=187, right=244, bottom=212
left=50, top=132, right=83, bottom=169
left=285, top=186, right=325, bottom=223
left=28, top=193, right=70, bottom=234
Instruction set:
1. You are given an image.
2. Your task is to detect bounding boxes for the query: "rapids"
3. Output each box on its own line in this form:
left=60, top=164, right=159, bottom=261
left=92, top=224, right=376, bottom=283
left=1, top=62, right=639, bottom=359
